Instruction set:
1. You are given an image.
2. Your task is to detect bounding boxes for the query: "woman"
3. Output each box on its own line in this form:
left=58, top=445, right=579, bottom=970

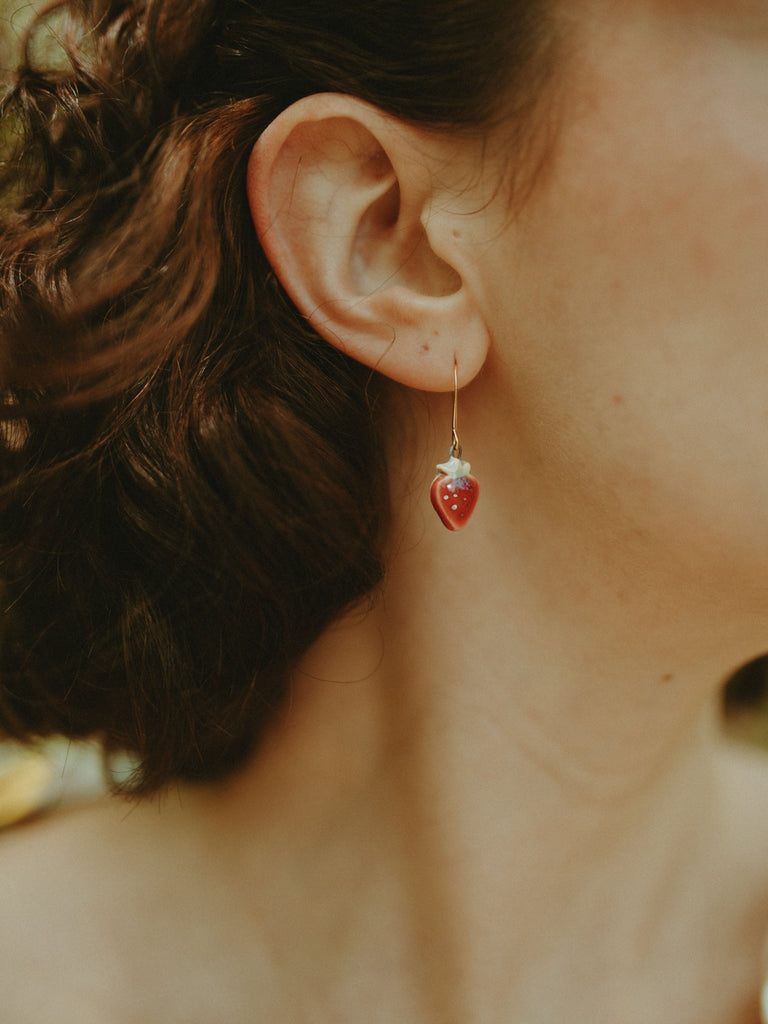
left=1, top=0, right=768, bottom=1020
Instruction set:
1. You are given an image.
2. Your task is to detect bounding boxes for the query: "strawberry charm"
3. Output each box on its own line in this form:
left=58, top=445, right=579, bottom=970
left=431, top=454, right=479, bottom=531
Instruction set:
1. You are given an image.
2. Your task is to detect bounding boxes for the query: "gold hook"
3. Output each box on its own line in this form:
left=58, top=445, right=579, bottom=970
left=450, top=357, right=462, bottom=459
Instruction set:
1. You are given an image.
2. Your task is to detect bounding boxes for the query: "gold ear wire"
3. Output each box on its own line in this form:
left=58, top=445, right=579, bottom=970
left=450, top=358, right=462, bottom=460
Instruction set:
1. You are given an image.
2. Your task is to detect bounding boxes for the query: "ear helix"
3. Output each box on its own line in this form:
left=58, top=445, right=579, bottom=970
left=430, top=359, right=479, bottom=530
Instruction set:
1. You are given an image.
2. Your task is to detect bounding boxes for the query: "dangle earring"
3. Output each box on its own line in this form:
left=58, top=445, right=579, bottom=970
left=430, top=360, right=479, bottom=531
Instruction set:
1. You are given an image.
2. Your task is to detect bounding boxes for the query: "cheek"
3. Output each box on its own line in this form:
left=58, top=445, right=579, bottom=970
left=522, top=7, right=768, bottom=361
left=483, top=69, right=768, bottom=586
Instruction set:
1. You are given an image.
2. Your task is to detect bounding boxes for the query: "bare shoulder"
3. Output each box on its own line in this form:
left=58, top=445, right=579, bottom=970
left=0, top=791, right=276, bottom=1023
left=0, top=798, right=136, bottom=1023
left=0, top=792, right=230, bottom=1021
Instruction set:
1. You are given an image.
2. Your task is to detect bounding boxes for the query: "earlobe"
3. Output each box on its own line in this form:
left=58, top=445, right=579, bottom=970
left=246, top=94, right=490, bottom=391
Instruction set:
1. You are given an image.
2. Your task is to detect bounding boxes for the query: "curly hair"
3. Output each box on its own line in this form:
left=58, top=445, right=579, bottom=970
left=0, top=0, right=557, bottom=791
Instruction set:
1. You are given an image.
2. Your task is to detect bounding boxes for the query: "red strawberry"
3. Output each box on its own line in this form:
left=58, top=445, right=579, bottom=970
left=430, top=455, right=479, bottom=531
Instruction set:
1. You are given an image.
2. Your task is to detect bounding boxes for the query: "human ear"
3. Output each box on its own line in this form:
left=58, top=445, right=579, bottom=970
left=246, top=94, right=490, bottom=390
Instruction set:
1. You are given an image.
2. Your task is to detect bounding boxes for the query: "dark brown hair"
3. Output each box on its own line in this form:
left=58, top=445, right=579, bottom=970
left=0, top=0, right=556, bottom=791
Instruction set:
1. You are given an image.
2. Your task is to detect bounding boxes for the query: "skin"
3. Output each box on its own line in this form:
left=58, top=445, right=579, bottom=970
left=4, top=2, right=768, bottom=1021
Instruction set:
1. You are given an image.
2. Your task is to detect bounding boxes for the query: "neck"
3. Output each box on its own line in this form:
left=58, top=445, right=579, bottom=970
left=204, top=560, right=757, bottom=1022
left=195, top=391, right=768, bottom=1022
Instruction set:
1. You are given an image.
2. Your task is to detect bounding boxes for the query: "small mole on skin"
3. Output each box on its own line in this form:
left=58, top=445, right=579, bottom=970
left=661, top=673, right=675, bottom=684
left=421, top=343, right=431, bottom=354
left=612, top=394, right=625, bottom=406
left=452, top=229, right=461, bottom=239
